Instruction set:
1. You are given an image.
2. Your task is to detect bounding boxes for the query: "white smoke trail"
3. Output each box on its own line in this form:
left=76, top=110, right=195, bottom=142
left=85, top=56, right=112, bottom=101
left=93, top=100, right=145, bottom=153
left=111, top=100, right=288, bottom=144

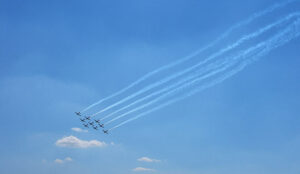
left=81, top=0, right=298, bottom=113
left=110, top=18, right=300, bottom=130
left=95, top=12, right=300, bottom=121
left=105, top=42, right=265, bottom=125
left=105, top=60, right=239, bottom=125
left=100, top=68, right=210, bottom=121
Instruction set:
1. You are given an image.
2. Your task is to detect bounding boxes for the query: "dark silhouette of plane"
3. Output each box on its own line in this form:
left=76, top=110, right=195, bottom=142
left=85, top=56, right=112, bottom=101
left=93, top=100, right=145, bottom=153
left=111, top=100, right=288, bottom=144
left=83, top=124, right=89, bottom=128
left=99, top=123, right=104, bottom=128
left=103, top=130, right=109, bottom=134
left=85, top=116, right=91, bottom=120
left=93, top=126, right=98, bottom=130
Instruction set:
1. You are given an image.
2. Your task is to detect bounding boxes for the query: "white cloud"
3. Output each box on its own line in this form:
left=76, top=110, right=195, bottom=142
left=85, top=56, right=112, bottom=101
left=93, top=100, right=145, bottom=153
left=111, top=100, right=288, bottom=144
left=54, top=159, right=64, bottom=164
left=71, top=127, right=88, bottom=133
left=138, top=157, right=161, bottom=163
left=64, top=157, right=72, bottom=162
left=54, top=157, right=73, bottom=164
left=55, top=135, right=106, bottom=148
left=133, top=167, right=155, bottom=172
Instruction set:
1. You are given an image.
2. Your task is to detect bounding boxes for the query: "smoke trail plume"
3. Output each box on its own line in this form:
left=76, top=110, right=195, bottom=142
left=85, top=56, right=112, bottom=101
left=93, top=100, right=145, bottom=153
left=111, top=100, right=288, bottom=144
left=96, top=12, right=300, bottom=121
left=110, top=18, right=300, bottom=130
left=81, top=0, right=298, bottom=113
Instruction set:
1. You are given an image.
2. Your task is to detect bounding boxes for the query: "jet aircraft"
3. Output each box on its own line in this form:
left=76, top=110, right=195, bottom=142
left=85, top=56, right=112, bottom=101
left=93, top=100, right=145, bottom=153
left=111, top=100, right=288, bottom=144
left=85, top=116, right=91, bottom=120
left=99, top=124, right=104, bottom=128
left=83, top=124, right=89, bottom=128
left=75, top=112, right=81, bottom=116
left=93, top=126, right=98, bottom=130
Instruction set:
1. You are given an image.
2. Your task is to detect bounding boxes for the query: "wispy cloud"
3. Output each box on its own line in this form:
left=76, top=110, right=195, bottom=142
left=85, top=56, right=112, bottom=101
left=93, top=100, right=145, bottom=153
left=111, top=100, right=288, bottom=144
left=64, top=157, right=72, bottom=162
left=54, top=157, right=73, bottom=164
left=132, top=167, right=155, bottom=172
left=54, top=159, right=64, bottom=164
left=55, top=135, right=106, bottom=148
left=71, top=127, right=88, bottom=133
left=138, top=157, right=161, bottom=163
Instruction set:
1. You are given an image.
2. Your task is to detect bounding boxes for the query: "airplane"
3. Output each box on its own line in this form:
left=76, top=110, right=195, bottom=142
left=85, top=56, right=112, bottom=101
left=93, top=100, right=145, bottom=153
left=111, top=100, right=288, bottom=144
left=89, top=121, right=94, bottom=126
left=103, top=130, right=109, bottom=134
left=75, top=112, right=81, bottom=116
left=83, top=124, right=89, bottom=128
left=80, top=118, right=86, bottom=122
left=93, top=126, right=98, bottom=130
left=85, top=116, right=91, bottom=120
left=94, top=119, right=101, bottom=123
left=99, top=123, right=104, bottom=128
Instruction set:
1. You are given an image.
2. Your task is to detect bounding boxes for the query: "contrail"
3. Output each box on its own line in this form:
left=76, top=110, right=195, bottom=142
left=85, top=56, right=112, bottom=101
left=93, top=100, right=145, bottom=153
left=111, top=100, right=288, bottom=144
left=100, top=68, right=210, bottom=121
left=81, top=0, right=298, bottom=113
left=95, top=12, right=300, bottom=121
left=105, top=60, right=239, bottom=125
left=94, top=12, right=300, bottom=119
left=105, top=41, right=266, bottom=125
left=102, top=60, right=223, bottom=122
left=109, top=18, right=300, bottom=130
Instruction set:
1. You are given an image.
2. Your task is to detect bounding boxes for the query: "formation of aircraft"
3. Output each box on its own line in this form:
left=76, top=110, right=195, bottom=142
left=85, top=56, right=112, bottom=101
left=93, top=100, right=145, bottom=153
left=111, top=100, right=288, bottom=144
left=75, top=112, right=108, bottom=134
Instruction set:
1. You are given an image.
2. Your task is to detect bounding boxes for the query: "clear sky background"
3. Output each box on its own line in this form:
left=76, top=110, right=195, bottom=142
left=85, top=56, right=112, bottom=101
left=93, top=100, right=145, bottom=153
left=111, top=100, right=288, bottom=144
left=1, top=0, right=300, bottom=174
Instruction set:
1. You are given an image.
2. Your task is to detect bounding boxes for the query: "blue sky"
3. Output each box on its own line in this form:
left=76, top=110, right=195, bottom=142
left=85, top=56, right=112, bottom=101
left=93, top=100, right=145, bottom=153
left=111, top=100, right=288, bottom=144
left=1, top=0, right=300, bottom=173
